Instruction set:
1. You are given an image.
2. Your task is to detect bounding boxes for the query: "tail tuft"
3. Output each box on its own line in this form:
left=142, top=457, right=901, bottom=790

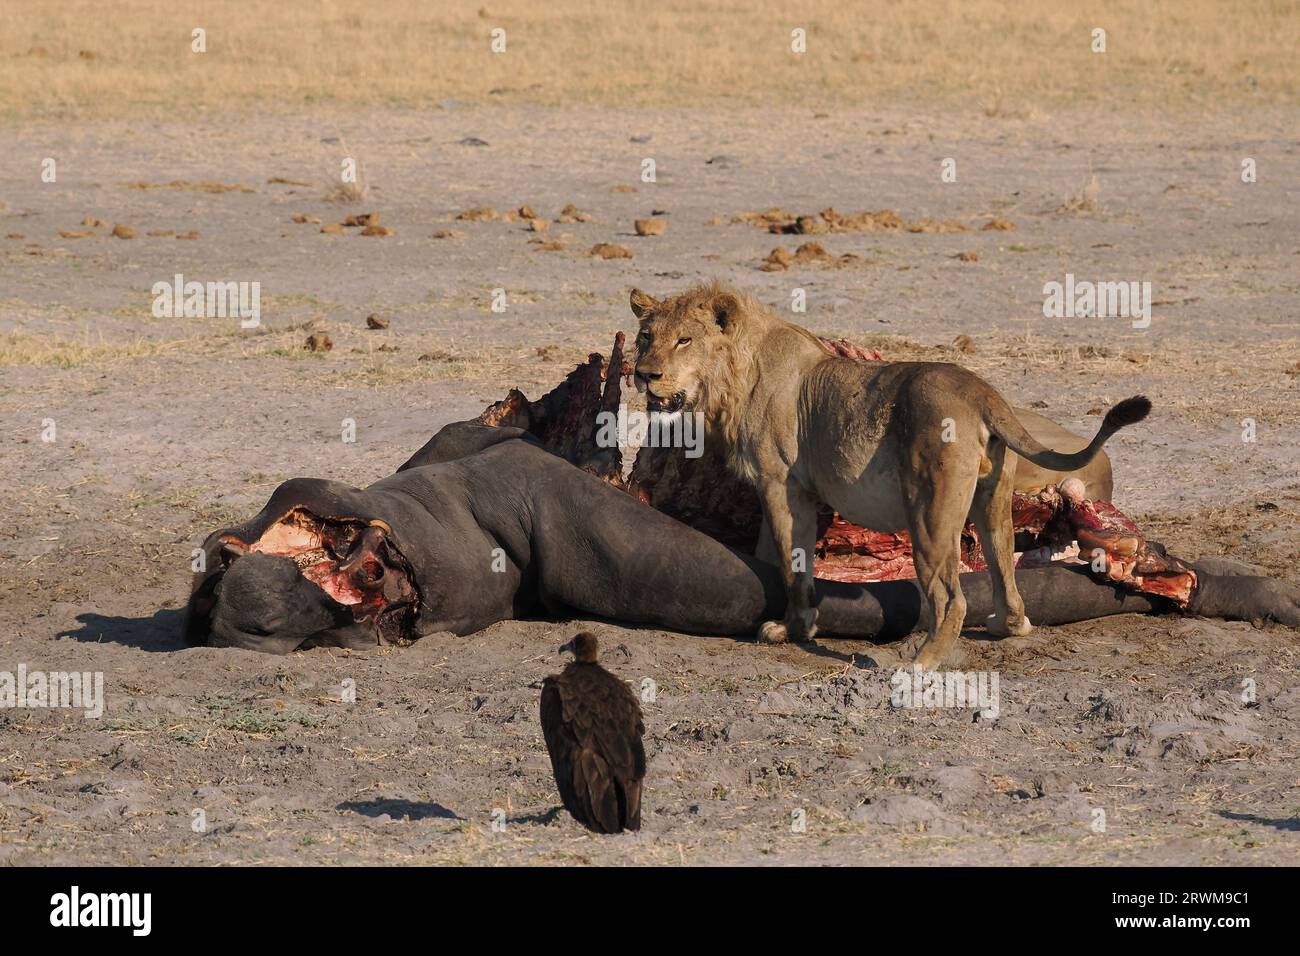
left=1103, top=395, right=1151, bottom=430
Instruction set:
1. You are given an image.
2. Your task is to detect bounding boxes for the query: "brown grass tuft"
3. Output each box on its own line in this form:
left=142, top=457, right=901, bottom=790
left=1059, top=174, right=1102, bottom=214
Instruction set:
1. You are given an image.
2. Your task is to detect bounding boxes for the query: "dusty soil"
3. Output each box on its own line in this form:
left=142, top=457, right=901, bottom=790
left=1, top=105, right=1298, bottom=864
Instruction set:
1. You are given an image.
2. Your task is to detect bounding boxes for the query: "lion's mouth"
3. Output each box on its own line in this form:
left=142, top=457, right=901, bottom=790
left=647, top=390, right=686, bottom=413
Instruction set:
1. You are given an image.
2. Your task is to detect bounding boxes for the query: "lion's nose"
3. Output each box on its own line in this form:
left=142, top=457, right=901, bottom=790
left=636, top=369, right=662, bottom=383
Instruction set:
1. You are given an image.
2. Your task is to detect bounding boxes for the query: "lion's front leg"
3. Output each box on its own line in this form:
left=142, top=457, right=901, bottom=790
left=755, top=480, right=819, bottom=644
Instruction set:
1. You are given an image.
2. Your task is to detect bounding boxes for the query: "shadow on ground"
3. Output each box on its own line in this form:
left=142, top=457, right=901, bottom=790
left=338, top=798, right=463, bottom=822
left=1219, top=810, right=1300, bottom=832
left=59, top=609, right=187, bottom=652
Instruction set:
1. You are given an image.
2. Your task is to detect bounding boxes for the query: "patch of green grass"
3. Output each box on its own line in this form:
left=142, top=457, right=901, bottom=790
left=222, top=709, right=323, bottom=734
left=704, top=677, right=741, bottom=696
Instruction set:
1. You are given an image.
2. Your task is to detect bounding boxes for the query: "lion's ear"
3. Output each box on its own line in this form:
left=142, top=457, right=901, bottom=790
left=629, top=288, right=659, bottom=318
left=711, top=292, right=741, bottom=332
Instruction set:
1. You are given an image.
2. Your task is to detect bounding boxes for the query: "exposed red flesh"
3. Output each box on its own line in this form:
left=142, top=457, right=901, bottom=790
left=240, top=507, right=420, bottom=640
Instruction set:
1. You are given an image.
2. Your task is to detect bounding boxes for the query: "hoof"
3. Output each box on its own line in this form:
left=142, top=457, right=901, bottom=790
left=757, top=620, right=790, bottom=644
left=987, top=614, right=1033, bottom=639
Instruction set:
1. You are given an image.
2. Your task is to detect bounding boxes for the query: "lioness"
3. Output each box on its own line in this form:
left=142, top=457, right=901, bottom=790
left=630, top=282, right=1150, bottom=669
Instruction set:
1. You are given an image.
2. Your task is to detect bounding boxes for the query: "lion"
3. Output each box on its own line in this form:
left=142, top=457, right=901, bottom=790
left=629, top=282, right=1150, bottom=669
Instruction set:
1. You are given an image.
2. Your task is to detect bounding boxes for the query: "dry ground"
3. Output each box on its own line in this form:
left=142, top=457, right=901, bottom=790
left=1, top=2, right=1298, bottom=866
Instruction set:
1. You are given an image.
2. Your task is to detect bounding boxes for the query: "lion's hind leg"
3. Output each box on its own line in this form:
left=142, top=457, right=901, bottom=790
left=971, top=441, right=1033, bottom=639
left=904, top=460, right=978, bottom=671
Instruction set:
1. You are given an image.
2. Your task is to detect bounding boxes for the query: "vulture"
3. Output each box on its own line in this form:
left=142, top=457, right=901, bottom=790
left=540, top=632, right=646, bottom=833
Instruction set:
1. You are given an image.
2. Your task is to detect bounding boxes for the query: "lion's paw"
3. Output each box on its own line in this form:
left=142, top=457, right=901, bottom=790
left=911, top=639, right=965, bottom=671
left=987, top=614, right=1033, bottom=639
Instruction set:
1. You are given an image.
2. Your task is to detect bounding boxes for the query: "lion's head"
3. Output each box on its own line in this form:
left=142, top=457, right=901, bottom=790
left=629, top=282, right=749, bottom=420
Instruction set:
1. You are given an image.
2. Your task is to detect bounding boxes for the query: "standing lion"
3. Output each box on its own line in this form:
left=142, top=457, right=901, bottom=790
left=630, top=282, right=1150, bottom=669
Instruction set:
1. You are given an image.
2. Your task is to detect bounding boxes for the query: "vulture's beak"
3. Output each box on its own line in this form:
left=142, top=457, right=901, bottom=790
left=557, top=638, right=575, bottom=655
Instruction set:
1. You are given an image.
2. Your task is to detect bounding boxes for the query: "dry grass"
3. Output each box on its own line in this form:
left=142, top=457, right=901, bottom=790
left=0, top=325, right=329, bottom=369
left=0, top=330, right=195, bottom=368
left=1059, top=174, right=1102, bottom=214
left=0, top=324, right=536, bottom=391
left=2, top=0, right=1296, bottom=119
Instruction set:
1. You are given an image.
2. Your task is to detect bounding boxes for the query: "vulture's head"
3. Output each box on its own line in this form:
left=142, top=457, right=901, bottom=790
left=560, top=631, right=600, bottom=664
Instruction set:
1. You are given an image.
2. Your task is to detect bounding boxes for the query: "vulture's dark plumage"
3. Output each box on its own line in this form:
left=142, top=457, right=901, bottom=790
left=540, top=633, right=646, bottom=833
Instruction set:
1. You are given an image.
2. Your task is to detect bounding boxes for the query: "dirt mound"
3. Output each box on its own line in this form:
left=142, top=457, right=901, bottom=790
left=736, top=207, right=969, bottom=235
left=760, top=241, right=875, bottom=271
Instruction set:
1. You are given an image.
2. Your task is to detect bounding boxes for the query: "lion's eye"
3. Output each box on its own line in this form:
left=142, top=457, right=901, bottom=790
left=676, top=337, right=692, bottom=347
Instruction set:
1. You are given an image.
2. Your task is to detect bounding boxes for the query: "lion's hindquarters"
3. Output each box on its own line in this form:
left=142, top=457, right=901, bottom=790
left=820, top=364, right=1033, bottom=664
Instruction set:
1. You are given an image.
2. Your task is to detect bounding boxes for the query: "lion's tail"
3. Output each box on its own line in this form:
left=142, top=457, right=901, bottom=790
left=984, top=395, right=1151, bottom=472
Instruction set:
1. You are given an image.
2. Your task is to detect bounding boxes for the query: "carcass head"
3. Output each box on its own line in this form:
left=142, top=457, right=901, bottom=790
left=188, top=510, right=419, bottom=654
left=630, top=282, right=745, bottom=420
left=208, top=553, right=367, bottom=653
